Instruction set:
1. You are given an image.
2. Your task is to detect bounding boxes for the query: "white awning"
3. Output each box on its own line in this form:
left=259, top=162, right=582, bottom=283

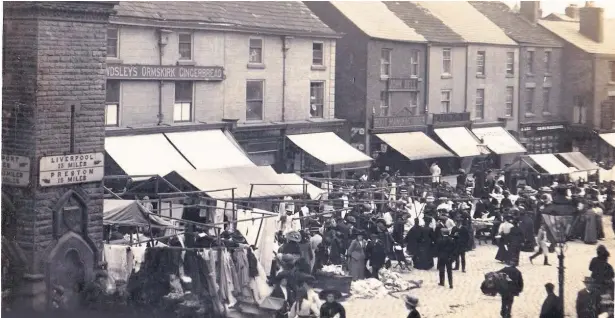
left=165, top=130, right=255, bottom=170
left=528, top=154, right=570, bottom=175
left=105, top=134, right=194, bottom=179
left=557, top=152, right=598, bottom=171
left=434, top=127, right=482, bottom=157
left=287, top=132, right=373, bottom=166
left=472, top=127, right=526, bottom=154
left=600, top=133, right=615, bottom=148
left=377, top=132, right=454, bottom=161
left=167, top=166, right=313, bottom=200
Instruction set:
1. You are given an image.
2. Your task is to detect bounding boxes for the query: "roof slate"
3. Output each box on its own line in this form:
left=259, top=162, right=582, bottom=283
left=470, top=1, right=562, bottom=47
left=384, top=1, right=465, bottom=44
left=539, top=19, right=615, bottom=55
left=414, top=1, right=517, bottom=46
left=329, top=1, right=426, bottom=43
left=114, top=1, right=336, bottom=36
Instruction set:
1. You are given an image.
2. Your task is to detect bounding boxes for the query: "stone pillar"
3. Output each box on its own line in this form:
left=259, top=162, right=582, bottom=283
left=2, top=2, right=116, bottom=311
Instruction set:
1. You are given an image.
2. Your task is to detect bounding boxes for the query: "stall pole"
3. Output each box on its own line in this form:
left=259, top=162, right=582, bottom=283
left=232, top=188, right=236, bottom=232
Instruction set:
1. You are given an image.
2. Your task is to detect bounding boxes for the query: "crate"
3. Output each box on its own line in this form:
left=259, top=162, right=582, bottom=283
left=312, top=273, right=353, bottom=294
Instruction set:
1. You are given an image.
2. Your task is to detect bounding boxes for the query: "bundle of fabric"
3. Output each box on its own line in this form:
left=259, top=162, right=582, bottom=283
left=319, top=264, right=346, bottom=276
left=378, top=268, right=422, bottom=292
left=349, top=278, right=389, bottom=299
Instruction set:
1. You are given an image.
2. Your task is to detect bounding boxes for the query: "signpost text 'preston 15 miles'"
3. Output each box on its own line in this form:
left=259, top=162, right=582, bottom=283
left=38, top=153, right=105, bottom=187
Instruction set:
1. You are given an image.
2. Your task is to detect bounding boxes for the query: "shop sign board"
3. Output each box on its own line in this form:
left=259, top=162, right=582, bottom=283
left=432, top=112, right=471, bottom=125
left=107, top=64, right=224, bottom=81
left=2, top=155, right=31, bottom=187
left=39, top=153, right=104, bottom=187
left=373, top=115, right=426, bottom=129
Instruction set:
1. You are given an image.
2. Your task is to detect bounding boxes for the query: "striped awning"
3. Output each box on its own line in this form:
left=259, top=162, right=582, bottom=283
left=377, top=132, right=454, bottom=160
left=472, top=127, right=526, bottom=154
left=434, top=127, right=482, bottom=157
left=528, top=154, right=570, bottom=175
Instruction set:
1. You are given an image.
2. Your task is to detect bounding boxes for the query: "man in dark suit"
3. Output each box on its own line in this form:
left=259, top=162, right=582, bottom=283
left=540, top=282, right=563, bottom=318
left=270, top=271, right=295, bottom=318
left=451, top=217, right=471, bottom=272
left=576, top=277, right=601, bottom=318
left=498, top=265, right=524, bottom=318
left=436, top=227, right=456, bottom=289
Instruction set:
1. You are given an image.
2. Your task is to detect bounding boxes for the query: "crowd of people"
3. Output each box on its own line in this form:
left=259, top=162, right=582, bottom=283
left=267, top=165, right=615, bottom=318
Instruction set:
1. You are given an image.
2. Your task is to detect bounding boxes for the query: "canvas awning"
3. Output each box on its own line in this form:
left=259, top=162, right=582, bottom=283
left=472, top=127, right=526, bottom=154
left=103, top=199, right=173, bottom=227
left=377, top=132, right=454, bottom=161
left=165, top=130, right=255, bottom=170
left=287, top=132, right=373, bottom=166
left=166, top=166, right=314, bottom=200
left=527, top=154, right=570, bottom=175
left=278, top=173, right=326, bottom=200
left=557, top=152, right=598, bottom=171
left=600, top=133, right=615, bottom=148
left=434, top=127, right=482, bottom=157
left=105, top=134, right=194, bottom=180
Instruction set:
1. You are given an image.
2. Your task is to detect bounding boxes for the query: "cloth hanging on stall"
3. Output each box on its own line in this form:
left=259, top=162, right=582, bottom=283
left=103, top=245, right=134, bottom=283
left=257, top=215, right=278, bottom=274
left=233, top=248, right=251, bottom=288
left=127, top=248, right=181, bottom=306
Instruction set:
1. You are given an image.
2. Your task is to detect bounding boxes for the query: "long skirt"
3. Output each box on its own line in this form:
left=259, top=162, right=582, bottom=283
left=348, top=257, right=365, bottom=281
left=495, top=237, right=510, bottom=263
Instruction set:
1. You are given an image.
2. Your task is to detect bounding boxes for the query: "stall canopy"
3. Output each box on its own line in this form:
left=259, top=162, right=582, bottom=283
left=557, top=152, right=598, bottom=171
left=277, top=173, right=326, bottom=200
left=105, top=134, right=194, bottom=180
left=104, top=199, right=173, bottom=227
left=434, top=127, right=482, bottom=157
left=527, top=154, right=570, bottom=175
left=166, top=166, right=317, bottom=200
left=287, top=132, right=373, bottom=166
left=165, top=130, right=255, bottom=170
left=377, top=132, right=454, bottom=161
left=472, top=127, right=526, bottom=154
left=600, top=133, right=615, bottom=148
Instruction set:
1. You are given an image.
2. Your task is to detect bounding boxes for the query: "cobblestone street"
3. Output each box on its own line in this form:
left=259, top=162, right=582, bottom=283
left=342, top=217, right=615, bottom=318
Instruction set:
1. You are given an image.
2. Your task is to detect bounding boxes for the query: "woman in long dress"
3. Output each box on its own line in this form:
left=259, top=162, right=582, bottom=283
left=584, top=205, right=599, bottom=245
left=495, top=216, right=513, bottom=263
left=346, top=230, right=366, bottom=281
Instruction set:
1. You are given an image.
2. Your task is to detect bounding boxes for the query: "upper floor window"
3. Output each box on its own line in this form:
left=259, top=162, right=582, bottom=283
left=249, top=38, right=263, bottom=64
left=246, top=80, right=264, bottom=121
left=409, top=91, right=419, bottom=114
left=544, top=51, right=552, bottom=73
left=505, top=86, right=514, bottom=117
left=178, top=33, right=192, bottom=60
left=380, top=91, right=390, bottom=116
left=526, top=50, right=535, bottom=74
left=506, top=52, right=514, bottom=76
left=525, top=87, right=535, bottom=113
left=312, top=42, right=324, bottom=66
left=573, top=96, right=587, bottom=124
left=475, top=89, right=485, bottom=119
left=174, top=82, right=193, bottom=122
left=442, top=48, right=452, bottom=75
left=543, top=87, right=551, bottom=113
left=410, top=50, right=420, bottom=77
left=609, top=61, right=615, bottom=82
left=381, top=49, right=391, bottom=77
left=476, top=51, right=486, bottom=76
left=105, top=80, right=120, bottom=126
left=310, top=81, right=325, bottom=118
left=441, top=90, right=451, bottom=113
left=107, top=28, right=118, bottom=58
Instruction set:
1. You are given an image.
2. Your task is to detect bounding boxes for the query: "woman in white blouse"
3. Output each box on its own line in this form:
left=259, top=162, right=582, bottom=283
left=289, top=287, right=320, bottom=318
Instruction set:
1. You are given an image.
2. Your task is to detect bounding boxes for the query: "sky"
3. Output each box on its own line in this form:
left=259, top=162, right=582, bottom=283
left=506, top=0, right=615, bottom=18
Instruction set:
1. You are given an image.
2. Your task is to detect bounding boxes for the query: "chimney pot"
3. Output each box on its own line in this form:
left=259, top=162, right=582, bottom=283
left=565, top=4, right=580, bottom=19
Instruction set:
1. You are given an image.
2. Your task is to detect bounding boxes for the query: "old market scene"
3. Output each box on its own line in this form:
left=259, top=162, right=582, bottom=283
left=2, top=1, right=615, bottom=318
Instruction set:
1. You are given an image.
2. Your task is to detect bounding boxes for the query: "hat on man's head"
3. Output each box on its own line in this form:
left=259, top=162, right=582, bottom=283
left=403, top=295, right=419, bottom=307
left=319, top=289, right=342, bottom=300
left=285, top=231, right=302, bottom=243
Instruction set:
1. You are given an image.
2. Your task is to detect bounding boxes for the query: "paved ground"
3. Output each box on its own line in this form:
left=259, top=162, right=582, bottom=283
left=342, top=217, right=615, bottom=318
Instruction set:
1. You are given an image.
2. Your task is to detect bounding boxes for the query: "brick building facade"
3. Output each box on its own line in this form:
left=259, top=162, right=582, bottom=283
left=2, top=1, right=116, bottom=310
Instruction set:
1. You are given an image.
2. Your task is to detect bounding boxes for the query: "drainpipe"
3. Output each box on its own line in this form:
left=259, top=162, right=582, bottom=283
left=424, top=44, right=430, bottom=116
left=464, top=45, right=469, bottom=113
left=517, top=47, right=523, bottom=134
left=157, top=29, right=165, bottom=125
left=281, top=36, right=291, bottom=122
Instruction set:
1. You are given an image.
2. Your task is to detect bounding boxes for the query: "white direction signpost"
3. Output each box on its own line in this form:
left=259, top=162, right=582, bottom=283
left=2, top=155, right=31, bottom=187
left=39, top=152, right=104, bottom=187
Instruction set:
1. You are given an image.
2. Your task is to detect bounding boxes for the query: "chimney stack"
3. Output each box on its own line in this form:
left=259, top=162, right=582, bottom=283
left=565, top=4, right=580, bottom=19
left=579, top=5, right=604, bottom=43
left=519, top=1, right=541, bottom=24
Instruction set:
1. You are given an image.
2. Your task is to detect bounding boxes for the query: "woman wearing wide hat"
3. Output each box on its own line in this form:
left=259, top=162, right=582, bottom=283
left=318, top=289, right=346, bottom=318
left=403, top=295, right=421, bottom=318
